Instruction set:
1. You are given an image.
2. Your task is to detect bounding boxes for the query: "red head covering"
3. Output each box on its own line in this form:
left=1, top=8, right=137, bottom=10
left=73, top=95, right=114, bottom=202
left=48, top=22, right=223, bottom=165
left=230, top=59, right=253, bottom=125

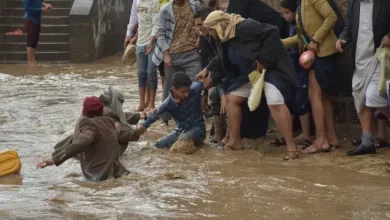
left=82, top=96, right=104, bottom=117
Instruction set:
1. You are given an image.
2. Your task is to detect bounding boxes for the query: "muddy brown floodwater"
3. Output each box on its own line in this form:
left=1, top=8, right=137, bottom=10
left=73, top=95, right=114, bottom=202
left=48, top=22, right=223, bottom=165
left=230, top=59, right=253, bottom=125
left=1, top=55, right=390, bottom=220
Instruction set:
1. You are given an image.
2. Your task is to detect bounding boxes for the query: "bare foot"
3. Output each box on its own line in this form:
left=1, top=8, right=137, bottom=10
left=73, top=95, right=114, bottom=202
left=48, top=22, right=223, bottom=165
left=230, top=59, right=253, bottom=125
left=301, top=139, right=330, bottom=154
left=327, top=136, right=340, bottom=148
left=224, top=141, right=243, bottom=150
left=144, top=106, right=155, bottom=113
left=221, top=137, right=229, bottom=145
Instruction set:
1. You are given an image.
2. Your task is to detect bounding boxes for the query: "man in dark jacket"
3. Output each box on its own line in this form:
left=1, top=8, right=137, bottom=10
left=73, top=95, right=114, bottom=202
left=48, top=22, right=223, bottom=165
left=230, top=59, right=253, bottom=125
left=36, top=96, right=130, bottom=181
left=227, top=0, right=289, bottom=38
left=198, top=11, right=298, bottom=160
left=337, top=0, right=390, bottom=156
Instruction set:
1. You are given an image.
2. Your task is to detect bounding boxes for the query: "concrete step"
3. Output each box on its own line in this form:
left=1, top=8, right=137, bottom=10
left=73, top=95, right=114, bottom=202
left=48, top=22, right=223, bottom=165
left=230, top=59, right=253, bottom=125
left=2, top=8, right=71, bottom=16
left=0, top=16, right=69, bottom=25
left=0, top=42, right=70, bottom=52
left=0, top=24, right=69, bottom=34
left=6, top=0, right=74, bottom=8
left=0, top=51, right=70, bottom=62
left=0, top=33, right=69, bottom=43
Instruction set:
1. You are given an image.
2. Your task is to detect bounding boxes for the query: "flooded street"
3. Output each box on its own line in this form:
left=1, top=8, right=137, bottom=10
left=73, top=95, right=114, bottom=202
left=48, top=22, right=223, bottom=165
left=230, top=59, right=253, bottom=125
left=1, top=55, right=390, bottom=220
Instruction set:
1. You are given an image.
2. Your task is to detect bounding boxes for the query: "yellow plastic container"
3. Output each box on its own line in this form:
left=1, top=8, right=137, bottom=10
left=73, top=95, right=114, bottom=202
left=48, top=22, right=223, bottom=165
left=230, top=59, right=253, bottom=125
left=0, top=150, right=22, bottom=177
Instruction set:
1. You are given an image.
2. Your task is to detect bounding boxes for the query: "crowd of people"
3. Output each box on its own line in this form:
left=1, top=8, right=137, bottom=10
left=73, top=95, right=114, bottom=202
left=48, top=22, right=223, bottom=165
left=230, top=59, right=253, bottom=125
left=35, top=0, right=390, bottom=181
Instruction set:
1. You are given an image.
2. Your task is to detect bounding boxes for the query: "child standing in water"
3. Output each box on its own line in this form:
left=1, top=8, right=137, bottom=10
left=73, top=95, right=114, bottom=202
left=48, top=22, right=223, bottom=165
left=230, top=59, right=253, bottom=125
left=138, top=72, right=206, bottom=151
left=280, top=0, right=312, bottom=148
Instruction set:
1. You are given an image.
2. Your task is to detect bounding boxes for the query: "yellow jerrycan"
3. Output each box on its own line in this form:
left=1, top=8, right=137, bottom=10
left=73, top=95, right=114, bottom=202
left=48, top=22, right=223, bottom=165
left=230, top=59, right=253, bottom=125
left=0, top=150, right=22, bottom=177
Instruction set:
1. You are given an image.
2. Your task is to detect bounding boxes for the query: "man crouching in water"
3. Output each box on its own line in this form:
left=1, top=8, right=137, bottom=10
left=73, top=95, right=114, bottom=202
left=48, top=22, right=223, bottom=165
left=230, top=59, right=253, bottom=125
left=36, top=96, right=129, bottom=181
left=138, top=72, right=206, bottom=153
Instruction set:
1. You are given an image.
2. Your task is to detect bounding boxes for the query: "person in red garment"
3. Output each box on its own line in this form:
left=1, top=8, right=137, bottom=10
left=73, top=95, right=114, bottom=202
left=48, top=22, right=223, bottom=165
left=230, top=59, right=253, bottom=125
left=36, top=97, right=130, bottom=182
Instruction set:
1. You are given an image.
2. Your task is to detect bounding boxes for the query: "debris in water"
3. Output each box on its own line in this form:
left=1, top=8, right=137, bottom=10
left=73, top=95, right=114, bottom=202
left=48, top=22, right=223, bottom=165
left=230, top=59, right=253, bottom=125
left=163, top=172, right=186, bottom=180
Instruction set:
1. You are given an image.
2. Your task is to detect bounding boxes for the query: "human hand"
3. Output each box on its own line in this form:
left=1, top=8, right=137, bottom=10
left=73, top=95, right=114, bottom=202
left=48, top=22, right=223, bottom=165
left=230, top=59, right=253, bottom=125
left=204, top=77, right=213, bottom=89
left=137, top=125, right=147, bottom=135
left=308, top=41, right=318, bottom=52
left=220, top=95, right=227, bottom=115
left=45, top=4, right=53, bottom=9
left=146, top=40, right=153, bottom=54
left=336, top=39, right=347, bottom=52
left=164, top=53, right=172, bottom=67
left=42, top=6, right=49, bottom=12
left=256, top=61, right=264, bottom=72
left=196, top=68, right=209, bottom=82
left=36, top=159, right=55, bottom=169
left=382, top=35, right=390, bottom=48
left=124, top=36, right=131, bottom=48
left=115, top=122, right=122, bottom=131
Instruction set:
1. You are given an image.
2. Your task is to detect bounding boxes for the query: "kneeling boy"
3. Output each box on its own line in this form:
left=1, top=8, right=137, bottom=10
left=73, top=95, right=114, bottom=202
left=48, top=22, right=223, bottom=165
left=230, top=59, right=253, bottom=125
left=138, top=72, right=206, bottom=149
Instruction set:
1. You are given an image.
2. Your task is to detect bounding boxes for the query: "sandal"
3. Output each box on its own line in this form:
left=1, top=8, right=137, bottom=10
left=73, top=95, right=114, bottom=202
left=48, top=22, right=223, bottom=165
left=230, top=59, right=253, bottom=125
left=298, top=139, right=312, bottom=149
left=283, top=150, right=299, bottom=160
left=271, top=137, right=286, bottom=146
left=374, top=138, right=388, bottom=148
left=301, top=142, right=331, bottom=154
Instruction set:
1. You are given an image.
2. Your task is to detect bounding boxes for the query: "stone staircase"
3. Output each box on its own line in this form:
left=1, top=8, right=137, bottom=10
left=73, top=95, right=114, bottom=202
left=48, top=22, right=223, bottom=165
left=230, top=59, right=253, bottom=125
left=0, top=0, right=74, bottom=63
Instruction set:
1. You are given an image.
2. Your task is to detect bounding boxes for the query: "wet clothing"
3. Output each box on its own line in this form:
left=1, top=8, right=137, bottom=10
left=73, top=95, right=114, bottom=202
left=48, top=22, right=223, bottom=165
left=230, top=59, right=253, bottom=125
left=23, top=0, right=43, bottom=25
left=160, top=49, right=201, bottom=121
left=54, top=87, right=141, bottom=157
left=53, top=108, right=140, bottom=157
left=208, top=19, right=297, bottom=100
left=142, top=82, right=206, bottom=148
left=169, top=2, right=197, bottom=53
left=24, top=19, right=41, bottom=48
left=52, top=117, right=129, bottom=182
left=339, top=0, right=390, bottom=72
left=227, top=0, right=289, bottom=38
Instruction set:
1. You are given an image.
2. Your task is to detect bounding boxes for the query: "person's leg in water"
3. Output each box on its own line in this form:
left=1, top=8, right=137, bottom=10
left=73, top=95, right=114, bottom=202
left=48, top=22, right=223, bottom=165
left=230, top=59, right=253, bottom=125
left=302, top=69, right=330, bottom=153
left=209, top=87, right=224, bottom=142
left=224, top=93, right=246, bottom=150
left=323, top=93, right=340, bottom=148
left=170, top=127, right=206, bottom=154
left=347, top=75, right=388, bottom=156
left=136, top=46, right=148, bottom=111
left=145, top=82, right=150, bottom=110
left=24, top=20, right=41, bottom=66
left=145, top=49, right=158, bottom=112
left=155, top=131, right=180, bottom=150
left=159, top=62, right=166, bottom=90
left=375, top=113, right=388, bottom=147
left=292, top=71, right=311, bottom=146
left=264, top=82, right=298, bottom=160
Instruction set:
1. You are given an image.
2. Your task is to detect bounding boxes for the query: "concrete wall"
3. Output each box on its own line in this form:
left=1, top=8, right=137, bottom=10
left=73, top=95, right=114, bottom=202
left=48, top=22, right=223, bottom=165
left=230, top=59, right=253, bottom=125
left=0, top=1, right=6, bottom=15
left=69, top=0, right=131, bottom=63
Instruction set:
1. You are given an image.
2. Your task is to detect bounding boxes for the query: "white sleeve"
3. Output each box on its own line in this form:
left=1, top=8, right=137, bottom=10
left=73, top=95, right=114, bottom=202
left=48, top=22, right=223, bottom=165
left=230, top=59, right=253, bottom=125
left=126, top=0, right=139, bottom=37
left=151, top=0, right=160, bottom=37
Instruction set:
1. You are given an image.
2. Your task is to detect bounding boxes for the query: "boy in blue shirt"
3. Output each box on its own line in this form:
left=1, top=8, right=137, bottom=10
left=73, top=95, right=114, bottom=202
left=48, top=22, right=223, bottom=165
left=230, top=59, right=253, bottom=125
left=138, top=72, right=206, bottom=150
left=280, top=0, right=311, bottom=147
left=23, top=0, right=52, bottom=65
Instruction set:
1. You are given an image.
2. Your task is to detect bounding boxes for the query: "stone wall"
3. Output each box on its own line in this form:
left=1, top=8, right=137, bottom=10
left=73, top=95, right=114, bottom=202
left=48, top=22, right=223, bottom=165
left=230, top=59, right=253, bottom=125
left=69, top=0, right=131, bottom=63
